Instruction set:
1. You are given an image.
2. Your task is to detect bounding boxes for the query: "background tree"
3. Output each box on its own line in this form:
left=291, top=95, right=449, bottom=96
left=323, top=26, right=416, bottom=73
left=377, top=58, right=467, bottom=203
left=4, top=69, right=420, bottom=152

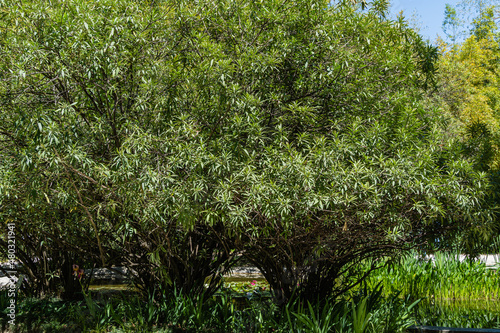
left=443, top=4, right=463, bottom=43
left=434, top=5, right=500, bottom=171
left=429, top=4, right=500, bottom=253
left=441, top=0, right=499, bottom=43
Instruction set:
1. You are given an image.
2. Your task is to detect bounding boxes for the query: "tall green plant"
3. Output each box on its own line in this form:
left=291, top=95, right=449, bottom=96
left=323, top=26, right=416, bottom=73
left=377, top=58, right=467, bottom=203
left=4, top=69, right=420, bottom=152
left=366, top=250, right=500, bottom=300
left=0, top=0, right=495, bottom=305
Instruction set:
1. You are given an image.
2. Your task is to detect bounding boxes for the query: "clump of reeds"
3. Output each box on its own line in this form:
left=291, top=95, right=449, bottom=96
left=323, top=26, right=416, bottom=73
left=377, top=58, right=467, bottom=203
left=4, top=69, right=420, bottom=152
left=365, top=250, right=500, bottom=301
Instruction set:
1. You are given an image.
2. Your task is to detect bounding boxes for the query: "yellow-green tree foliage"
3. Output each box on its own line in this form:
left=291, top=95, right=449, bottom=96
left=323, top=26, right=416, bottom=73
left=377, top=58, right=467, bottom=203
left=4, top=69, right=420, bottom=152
left=436, top=6, right=500, bottom=171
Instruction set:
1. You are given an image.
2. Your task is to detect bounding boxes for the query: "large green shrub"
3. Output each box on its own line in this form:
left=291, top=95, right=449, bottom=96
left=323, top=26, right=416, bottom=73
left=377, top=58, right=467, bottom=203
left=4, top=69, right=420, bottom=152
left=0, top=0, right=495, bottom=302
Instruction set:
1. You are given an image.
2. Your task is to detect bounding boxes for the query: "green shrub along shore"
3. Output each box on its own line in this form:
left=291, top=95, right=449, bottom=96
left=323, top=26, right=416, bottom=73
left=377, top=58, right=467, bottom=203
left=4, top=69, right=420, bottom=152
left=2, top=251, right=500, bottom=332
left=2, top=0, right=500, bottom=332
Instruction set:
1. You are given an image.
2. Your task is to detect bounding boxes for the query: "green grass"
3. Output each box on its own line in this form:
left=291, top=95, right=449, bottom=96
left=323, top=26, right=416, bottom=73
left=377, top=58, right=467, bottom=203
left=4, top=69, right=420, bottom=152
left=364, top=251, right=500, bottom=301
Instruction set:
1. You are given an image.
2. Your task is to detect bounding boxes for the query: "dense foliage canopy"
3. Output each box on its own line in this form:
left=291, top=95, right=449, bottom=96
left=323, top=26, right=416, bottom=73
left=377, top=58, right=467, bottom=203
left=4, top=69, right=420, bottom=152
left=0, top=0, right=495, bottom=302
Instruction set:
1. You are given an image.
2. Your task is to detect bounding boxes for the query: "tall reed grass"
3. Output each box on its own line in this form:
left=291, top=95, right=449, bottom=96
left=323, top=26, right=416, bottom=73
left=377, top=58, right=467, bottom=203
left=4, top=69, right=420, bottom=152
left=365, top=250, right=500, bottom=300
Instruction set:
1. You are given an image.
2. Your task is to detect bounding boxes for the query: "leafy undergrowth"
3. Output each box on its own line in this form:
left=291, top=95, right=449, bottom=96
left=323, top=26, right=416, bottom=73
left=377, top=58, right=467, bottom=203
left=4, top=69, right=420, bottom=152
left=0, top=284, right=420, bottom=333
left=1, top=278, right=500, bottom=332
